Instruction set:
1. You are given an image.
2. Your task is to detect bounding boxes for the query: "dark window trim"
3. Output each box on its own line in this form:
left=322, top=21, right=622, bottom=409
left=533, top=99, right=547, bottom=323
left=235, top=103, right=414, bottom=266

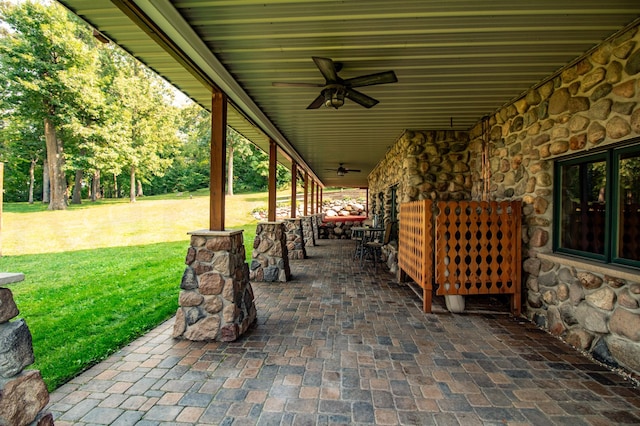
left=553, top=138, right=640, bottom=270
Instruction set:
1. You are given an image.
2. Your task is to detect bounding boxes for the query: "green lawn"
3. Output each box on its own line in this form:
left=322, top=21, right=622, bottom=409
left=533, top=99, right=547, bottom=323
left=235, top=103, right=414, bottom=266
left=0, top=190, right=266, bottom=391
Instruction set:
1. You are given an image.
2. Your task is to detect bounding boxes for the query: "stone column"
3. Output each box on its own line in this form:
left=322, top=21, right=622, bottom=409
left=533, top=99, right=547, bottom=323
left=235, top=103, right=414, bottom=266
left=301, top=216, right=316, bottom=247
left=312, top=214, right=320, bottom=241
left=250, top=221, right=291, bottom=282
left=284, top=218, right=306, bottom=260
left=173, top=230, right=257, bottom=342
left=0, top=275, right=53, bottom=426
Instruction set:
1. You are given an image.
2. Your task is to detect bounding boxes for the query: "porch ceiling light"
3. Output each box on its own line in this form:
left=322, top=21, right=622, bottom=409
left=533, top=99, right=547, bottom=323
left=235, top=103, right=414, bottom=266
left=323, top=86, right=345, bottom=109
left=336, top=169, right=345, bottom=177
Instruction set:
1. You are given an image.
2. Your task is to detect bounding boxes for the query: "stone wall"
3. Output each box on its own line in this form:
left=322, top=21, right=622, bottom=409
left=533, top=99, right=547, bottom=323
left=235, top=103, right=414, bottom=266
left=318, top=220, right=361, bottom=240
left=0, top=284, right=53, bottom=426
left=173, top=230, right=257, bottom=342
left=367, top=23, right=640, bottom=376
left=465, top=24, right=640, bottom=375
left=369, top=130, right=472, bottom=205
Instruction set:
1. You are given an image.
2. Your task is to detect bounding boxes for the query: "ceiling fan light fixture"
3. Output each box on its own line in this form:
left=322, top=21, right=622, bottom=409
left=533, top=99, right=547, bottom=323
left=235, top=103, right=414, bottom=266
left=323, top=87, right=345, bottom=109
left=336, top=169, right=345, bottom=176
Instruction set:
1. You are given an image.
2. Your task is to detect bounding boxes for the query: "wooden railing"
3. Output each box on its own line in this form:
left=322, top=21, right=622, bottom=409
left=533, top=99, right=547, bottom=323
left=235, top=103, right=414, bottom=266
left=399, top=200, right=522, bottom=315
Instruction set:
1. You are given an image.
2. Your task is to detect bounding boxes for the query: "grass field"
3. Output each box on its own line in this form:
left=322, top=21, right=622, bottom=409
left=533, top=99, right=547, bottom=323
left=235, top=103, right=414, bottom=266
left=0, top=189, right=271, bottom=391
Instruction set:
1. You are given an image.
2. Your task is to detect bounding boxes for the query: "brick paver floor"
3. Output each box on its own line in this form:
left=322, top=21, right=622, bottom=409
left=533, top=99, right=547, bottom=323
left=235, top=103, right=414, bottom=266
left=48, top=239, right=640, bottom=425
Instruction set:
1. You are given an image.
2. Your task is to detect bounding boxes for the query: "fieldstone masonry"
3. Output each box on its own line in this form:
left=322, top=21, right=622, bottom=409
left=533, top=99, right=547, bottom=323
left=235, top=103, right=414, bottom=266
left=367, top=23, right=640, bottom=376
left=312, top=214, right=320, bottom=241
left=0, top=281, right=53, bottom=426
left=301, top=216, right=316, bottom=247
left=250, top=222, right=291, bottom=282
left=284, top=218, right=306, bottom=260
left=318, top=220, right=360, bottom=239
left=173, top=230, right=257, bottom=342
left=369, top=129, right=472, bottom=204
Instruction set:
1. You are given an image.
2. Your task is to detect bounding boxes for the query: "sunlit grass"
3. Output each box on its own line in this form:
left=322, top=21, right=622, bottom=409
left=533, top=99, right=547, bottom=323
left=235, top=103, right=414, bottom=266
left=0, top=190, right=272, bottom=391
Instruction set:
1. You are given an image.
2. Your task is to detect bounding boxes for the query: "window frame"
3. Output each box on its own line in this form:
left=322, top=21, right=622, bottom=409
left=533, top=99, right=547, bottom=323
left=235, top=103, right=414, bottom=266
left=553, top=138, right=640, bottom=270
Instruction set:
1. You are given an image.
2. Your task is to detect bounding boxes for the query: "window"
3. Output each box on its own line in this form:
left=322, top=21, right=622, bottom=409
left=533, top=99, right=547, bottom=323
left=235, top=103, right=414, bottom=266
left=554, top=140, right=640, bottom=269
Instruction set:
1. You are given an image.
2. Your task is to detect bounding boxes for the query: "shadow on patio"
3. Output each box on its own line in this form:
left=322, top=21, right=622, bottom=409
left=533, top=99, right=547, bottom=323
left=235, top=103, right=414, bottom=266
left=49, top=239, right=639, bottom=425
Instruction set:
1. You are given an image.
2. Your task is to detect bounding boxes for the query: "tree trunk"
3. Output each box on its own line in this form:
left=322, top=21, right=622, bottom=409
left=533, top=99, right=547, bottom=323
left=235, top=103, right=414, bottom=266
left=44, top=117, right=67, bottom=210
left=28, top=158, right=36, bottom=204
left=136, top=179, right=143, bottom=197
left=42, top=157, right=50, bottom=204
left=71, top=169, right=83, bottom=204
left=113, top=173, right=118, bottom=198
left=91, top=170, right=101, bottom=201
left=227, top=144, right=234, bottom=196
left=129, top=166, right=136, bottom=203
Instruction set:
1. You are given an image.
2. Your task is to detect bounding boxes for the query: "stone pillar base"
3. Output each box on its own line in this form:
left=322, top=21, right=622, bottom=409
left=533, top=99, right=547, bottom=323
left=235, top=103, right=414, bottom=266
left=284, top=218, right=306, bottom=260
left=250, top=222, right=291, bottom=282
left=173, top=230, right=257, bottom=342
left=0, top=283, right=52, bottom=426
left=301, top=216, right=316, bottom=247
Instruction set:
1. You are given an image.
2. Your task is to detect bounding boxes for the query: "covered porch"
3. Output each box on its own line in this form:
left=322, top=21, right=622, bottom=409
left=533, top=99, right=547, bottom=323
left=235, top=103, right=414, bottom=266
left=47, top=240, right=639, bottom=425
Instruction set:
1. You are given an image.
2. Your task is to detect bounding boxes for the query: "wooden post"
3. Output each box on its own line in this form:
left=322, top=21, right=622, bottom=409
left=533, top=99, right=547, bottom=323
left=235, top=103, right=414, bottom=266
left=320, top=187, right=323, bottom=213
left=290, top=162, right=297, bottom=218
left=210, top=90, right=227, bottom=231
left=268, top=140, right=277, bottom=222
left=303, top=171, right=309, bottom=216
left=365, top=188, right=369, bottom=216
left=309, top=180, right=316, bottom=214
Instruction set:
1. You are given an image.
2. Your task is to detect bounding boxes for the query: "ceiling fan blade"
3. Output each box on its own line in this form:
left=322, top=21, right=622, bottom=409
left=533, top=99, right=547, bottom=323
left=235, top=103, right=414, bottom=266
left=312, top=56, right=338, bottom=83
left=306, top=94, right=325, bottom=109
left=344, top=70, right=398, bottom=88
left=272, top=82, right=324, bottom=88
left=345, top=169, right=361, bottom=173
left=345, top=88, right=379, bottom=108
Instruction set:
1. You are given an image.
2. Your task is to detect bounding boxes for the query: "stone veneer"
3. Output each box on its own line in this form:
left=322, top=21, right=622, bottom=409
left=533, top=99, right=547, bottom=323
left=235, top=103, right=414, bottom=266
left=283, top=218, right=306, bottom=260
left=301, top=216, right=316, bottom=247
left=367, top=23, right=640, bottom=376
left=250, top=222, right=291, bottom=282
left=173, top=230, right=256, bottom=342
left=466, top=24, right=640, bottom=375
left=318, top=220, right=360, bottom=239
left=312, top=214, right=320, bottom=241
left=0, top=276, right=53, bottom=426
left=368, top=130, right=472, bottom=206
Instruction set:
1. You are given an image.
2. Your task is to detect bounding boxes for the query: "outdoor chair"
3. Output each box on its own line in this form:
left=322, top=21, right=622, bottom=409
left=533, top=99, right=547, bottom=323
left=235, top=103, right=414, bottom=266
left=361, top=222, right=393, bottom=271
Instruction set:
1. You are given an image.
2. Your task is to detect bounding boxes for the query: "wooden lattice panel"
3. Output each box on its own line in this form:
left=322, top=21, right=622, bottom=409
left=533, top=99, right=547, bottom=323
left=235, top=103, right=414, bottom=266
left=434, top=201, right=521, bottom=314
left=398, top=200, right=433, bottom=311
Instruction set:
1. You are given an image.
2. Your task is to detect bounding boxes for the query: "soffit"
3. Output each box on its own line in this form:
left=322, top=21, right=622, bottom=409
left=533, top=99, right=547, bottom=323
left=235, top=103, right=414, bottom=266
left=57, top=0, right=640, bottom=187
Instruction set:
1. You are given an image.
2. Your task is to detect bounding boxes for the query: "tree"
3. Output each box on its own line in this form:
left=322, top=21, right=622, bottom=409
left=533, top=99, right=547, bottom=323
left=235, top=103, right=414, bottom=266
left=0, top=116, right=44, bottom=203
left=0, top=1, right=104, bottom=209
left=105, top=52, right=180, bottom=202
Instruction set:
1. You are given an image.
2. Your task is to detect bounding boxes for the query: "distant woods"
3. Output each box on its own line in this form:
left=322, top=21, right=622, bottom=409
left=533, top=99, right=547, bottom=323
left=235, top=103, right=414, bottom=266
left=0, top=0, right=290, bottom=208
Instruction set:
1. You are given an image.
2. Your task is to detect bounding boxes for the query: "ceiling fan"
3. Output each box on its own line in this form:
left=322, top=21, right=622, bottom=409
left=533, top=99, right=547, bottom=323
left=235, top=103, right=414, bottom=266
left=273, top=57, right=398, bottom=109
left=326, top=163, right=361, bottom=177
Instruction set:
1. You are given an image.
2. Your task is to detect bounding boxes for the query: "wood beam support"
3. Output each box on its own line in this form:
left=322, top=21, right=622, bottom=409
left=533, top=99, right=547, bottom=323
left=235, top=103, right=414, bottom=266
left=210, top=90, right=227, bottom=231
left=290, top=162, right=297, bottom=218
left=268, top=139, right=277, bottom=222
left=303, top=171, right=309, bottom=216
left=310, top=180, right=315, bottom=215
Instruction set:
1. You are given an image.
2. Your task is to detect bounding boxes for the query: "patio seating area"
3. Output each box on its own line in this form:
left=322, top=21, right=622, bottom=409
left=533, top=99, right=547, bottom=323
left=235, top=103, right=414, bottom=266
left=48, top=239, right=639, bottom=425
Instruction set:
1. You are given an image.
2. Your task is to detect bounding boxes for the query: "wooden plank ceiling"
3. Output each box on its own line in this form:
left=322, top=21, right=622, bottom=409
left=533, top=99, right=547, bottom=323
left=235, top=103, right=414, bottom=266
left=58, top=0, right=640, bottom=187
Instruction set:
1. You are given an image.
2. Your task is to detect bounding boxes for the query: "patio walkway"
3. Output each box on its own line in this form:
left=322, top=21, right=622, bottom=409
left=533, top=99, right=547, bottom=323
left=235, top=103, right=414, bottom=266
left=48, top=239, right=639, bottom=425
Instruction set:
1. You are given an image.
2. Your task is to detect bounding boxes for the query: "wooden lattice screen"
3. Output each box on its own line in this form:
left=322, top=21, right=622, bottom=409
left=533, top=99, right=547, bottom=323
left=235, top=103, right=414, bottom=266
left=398, top=200, right=433, bottom=312
left=398, top=200, right=522, bottom=315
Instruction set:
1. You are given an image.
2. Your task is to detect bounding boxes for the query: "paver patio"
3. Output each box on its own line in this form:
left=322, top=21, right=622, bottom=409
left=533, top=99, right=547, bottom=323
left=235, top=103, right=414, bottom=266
left=48, top=239, right=639, bottom=425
